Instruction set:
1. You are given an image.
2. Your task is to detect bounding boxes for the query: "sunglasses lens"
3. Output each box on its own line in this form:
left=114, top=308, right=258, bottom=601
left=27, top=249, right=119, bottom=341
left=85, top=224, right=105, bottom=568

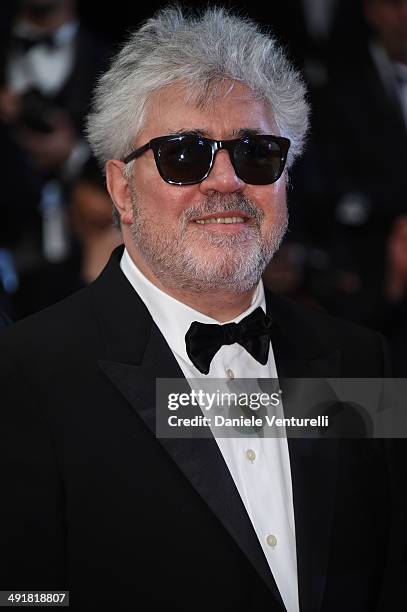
left=157, top=137, right=212, bottom=184
left=233, top=137, right=286, bottom=185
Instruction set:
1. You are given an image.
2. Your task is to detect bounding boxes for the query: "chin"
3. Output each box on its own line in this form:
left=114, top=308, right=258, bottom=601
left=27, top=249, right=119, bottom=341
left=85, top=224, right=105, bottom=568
left=178, top=247, right=267, bottom=293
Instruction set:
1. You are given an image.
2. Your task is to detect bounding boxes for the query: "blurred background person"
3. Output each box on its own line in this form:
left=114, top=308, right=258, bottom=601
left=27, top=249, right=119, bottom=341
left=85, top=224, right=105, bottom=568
left=279, top=0, right=407, bottom=334
left=0, top=0, right=110, bottom=318
left=69, top=157, right=122, bottom=284
left=257, top=0, right=369, bottom=87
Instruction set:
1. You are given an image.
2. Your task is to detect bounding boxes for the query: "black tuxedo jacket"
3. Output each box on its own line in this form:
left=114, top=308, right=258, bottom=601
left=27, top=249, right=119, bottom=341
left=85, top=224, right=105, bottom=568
left=0, top=247, right=405, bottom=611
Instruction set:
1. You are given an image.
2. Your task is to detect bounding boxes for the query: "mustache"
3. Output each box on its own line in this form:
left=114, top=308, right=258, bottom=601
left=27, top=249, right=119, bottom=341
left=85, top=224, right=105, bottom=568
left=182, top=193, right=265, bottom=225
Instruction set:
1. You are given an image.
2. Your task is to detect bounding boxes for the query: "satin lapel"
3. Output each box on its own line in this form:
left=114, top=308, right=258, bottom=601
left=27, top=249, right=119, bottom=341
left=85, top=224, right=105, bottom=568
left=266, top=291, right=341, bottom=612
left=91, top=249, right=285, bottom=607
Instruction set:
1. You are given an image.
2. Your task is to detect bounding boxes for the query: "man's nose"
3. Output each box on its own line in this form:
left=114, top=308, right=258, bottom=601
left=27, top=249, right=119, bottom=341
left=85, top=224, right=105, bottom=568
left=199, top=149, right=246, bottom=195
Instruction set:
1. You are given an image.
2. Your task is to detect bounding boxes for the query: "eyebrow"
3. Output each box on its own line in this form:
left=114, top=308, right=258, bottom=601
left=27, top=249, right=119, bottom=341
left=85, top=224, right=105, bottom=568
left=166, top=127, right=265, bottom=138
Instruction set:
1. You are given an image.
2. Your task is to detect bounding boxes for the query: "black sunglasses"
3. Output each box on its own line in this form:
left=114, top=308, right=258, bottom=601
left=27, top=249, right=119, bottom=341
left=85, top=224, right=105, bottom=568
left=122, top=134, right=291, bottom=186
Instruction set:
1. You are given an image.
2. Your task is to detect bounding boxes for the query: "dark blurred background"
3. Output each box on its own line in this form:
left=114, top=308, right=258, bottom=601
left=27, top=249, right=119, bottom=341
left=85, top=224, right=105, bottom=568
left=1, top=0, right=407, bottom=373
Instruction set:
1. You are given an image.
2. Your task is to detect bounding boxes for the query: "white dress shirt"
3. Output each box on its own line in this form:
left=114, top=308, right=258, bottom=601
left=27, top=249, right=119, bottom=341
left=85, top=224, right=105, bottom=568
left=120, top=248, right=299, bottom=612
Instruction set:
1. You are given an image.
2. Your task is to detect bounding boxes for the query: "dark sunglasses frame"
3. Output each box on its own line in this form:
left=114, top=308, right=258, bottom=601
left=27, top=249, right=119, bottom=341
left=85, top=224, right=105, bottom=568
left=121, top=134, right=291, bottom=186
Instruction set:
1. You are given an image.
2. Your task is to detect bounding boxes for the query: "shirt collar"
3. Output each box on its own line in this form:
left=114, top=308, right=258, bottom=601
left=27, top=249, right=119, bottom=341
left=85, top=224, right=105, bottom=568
left=120, top=247, right=267, bottom=366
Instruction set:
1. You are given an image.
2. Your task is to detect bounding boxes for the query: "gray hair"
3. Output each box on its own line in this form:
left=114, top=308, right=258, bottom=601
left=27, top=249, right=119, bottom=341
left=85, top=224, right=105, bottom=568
left=86, top=5, right=310, bottom=224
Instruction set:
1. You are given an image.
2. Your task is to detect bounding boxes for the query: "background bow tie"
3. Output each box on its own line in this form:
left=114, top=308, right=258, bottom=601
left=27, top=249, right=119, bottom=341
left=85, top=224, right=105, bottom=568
left=13, top=33, right=57, bottom=52
left=185, top=307, right=272, bottom=375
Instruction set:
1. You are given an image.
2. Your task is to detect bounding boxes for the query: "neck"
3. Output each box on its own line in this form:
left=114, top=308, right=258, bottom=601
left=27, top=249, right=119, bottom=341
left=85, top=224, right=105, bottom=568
left=125, top=246, right=256, bottom=323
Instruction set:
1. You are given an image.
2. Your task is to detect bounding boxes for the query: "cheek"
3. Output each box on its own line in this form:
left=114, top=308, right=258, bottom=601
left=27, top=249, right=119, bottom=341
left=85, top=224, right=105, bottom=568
left=250, top=181, right=287, bottom=224
left=137, top=178, right=200, bottom=223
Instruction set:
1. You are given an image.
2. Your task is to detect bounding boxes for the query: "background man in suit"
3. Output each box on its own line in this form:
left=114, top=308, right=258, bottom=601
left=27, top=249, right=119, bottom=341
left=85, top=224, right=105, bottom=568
left=287, top=0, right=407, bottom=329
left=0, top=7, right=405, bottom=611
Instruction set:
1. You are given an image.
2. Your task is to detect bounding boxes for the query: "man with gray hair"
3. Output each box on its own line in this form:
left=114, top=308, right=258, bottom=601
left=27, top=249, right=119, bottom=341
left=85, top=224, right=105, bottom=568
left=0, top=7, right=404, bottom=612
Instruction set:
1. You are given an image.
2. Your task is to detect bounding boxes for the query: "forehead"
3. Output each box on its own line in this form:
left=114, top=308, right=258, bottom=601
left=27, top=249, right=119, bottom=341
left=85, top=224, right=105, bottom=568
left=137, top=81, right=277, bottom=142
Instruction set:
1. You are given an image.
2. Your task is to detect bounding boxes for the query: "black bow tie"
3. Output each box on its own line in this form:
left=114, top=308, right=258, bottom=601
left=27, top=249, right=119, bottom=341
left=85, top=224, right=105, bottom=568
left=185, top=307, right=272, bottom=375
left=13, top=33, right=57, bottom=53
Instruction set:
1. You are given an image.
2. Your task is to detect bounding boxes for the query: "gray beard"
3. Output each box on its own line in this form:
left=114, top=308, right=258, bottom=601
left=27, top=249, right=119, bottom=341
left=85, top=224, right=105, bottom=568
left=130, top=190, right=288, bottom=293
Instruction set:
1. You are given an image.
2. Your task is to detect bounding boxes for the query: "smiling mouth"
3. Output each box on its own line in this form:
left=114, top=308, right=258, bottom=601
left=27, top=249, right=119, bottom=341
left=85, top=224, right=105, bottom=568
left=195, top=216, right=246, bottom=225
left=192, top=211, right=251, bottom=226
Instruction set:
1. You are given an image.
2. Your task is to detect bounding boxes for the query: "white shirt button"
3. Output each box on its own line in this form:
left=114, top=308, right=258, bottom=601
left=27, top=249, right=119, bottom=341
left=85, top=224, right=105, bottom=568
left=266, top=534, right=277, bottom=548
left=245, top=449, right=256, bottom=463
left=226, top=368, right=235, bottom=380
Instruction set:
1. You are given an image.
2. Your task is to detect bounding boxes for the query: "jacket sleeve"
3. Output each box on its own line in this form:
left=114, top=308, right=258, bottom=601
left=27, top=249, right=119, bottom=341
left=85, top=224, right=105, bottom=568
left=0, top=347, right=67, bottom=590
